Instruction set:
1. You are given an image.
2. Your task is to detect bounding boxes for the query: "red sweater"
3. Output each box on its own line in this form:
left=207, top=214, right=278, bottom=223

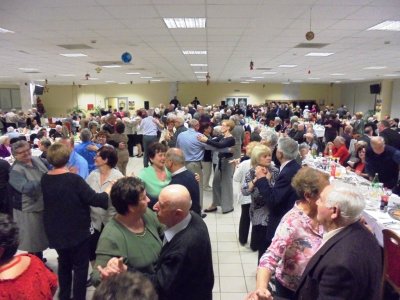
left=333, top=145, right=350, bottom=165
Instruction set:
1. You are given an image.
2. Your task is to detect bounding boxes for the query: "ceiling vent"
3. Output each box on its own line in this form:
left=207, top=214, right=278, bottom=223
left=294, top=43, right=329, bottom=48
left=58, top=44, right=93, bottom=50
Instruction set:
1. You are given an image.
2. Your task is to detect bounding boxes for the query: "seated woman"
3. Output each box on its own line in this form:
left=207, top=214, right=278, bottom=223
left=0, top=135, right=11, bottom=158
left=246, top=167, right=329, bottom=300
left=138, top=142, right=171, bottom=209
left=93, top=177, right=163, bottom=286
left=347, top=145, right=368, bottom=178
left=41, top=143, right=110, bottom=300
left=324, top=137, right=350, bottom=165
left=0, top=214, right=58, bottom=300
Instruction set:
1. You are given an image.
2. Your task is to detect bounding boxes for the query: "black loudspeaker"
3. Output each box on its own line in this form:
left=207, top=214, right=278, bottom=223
left=144, top=101, right=149, bottom=110
left=221, top=101, right=226, bottom=106
left=370, top=84, right=381, bottom=94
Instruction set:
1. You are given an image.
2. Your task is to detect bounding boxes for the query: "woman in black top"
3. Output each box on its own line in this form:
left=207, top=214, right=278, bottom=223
left=199, top=120, right=236, bottom=214
left=41, top=143, right=110, bottom=300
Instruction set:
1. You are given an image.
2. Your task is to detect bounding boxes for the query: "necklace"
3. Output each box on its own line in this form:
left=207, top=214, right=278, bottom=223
left=0, top=256, right=22, bottom=273
left=135, top=226, right=147, bottom=237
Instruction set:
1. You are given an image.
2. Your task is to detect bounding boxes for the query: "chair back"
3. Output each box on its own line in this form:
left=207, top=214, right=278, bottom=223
left=381, top=229, right=400, bottom=298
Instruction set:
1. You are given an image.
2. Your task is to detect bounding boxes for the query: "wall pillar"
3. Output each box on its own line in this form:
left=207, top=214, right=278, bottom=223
left=379, top=79, right=393, bottom=120
left=19, top=82, right=34, bottom=111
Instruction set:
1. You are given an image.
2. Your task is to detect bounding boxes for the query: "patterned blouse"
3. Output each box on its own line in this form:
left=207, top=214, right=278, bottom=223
left=258, top=203, right=323, bottom=291
left=242, top=166, right=279, bottom=226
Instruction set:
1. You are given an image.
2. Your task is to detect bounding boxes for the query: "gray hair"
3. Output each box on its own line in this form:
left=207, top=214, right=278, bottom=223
left=188, top=119, right=199, bottom=129
left=277, top=137, right=299, bottom=160
left=174, top=115, right=185, bottom=126
left=80, top=128, right=92, bottom=142
left=299, top=142, right=310, bottom=151
left=261, top=131, right=278, bottom=147
left=11, top=140, right=30, bottom=155
left=166, top=148, right=185, bottom=165
left=88, top=121, right=99, bottom=130
left=326, top=182, right=365, bottom=225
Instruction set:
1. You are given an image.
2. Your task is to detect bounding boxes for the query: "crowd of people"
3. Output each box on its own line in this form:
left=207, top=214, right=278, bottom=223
left=0, top=96, right=399, bottom=299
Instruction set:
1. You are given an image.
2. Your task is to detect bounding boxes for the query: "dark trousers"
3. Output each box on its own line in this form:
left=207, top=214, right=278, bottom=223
left=56, top=238, right=90, bottom=300
left=251, top=224, right=269, bottom=262
left=275, top=279, right=295, bottom=300
left=239, top=203, right=251, bottom=245
left=127, top=134, right=135, bottom=157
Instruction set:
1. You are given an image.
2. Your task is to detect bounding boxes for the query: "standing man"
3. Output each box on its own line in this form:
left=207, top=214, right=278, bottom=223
left=378, top=119, right=400, bottom=150
left=60, top=137, right=89, bottom=179
left=295, top=183, right=382, bottom=300
left=139, top=109, right=164, bottom=167
left=255, top=137, right=300, bottom=248
left=167, top=115, right=187, bottom=148
left=165, top=148, right=201, bottom=216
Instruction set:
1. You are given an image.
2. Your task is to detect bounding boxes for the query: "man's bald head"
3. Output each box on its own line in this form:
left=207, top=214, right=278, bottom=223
left=370, top=136, right=385, bottom=155
left=155, top=185, right=192, bottom=227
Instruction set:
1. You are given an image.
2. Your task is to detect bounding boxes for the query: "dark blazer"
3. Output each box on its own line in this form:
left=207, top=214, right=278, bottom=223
left=170, top=169, right=201, bottom=215
left=150, top=213, right=214, bottom=300
left=380, top=128, right=400, bottom=150
left=255, top=159, right=300, bottom=242
left=295, top=222, right=382, bottom=300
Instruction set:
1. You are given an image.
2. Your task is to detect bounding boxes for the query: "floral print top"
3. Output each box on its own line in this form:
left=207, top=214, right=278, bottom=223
left=258, top=203, right=323, bottom=291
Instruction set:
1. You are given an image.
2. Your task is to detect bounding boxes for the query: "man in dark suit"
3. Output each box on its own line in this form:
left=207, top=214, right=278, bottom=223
left=254, top=137, right=301, bottom=247
left=378, top=119, right=400, bottom=149
left=151, top=185, right=214, bottom=300
left=295, top=183, right=382, bottom=300
left=165, top=148, right=201, bottom=216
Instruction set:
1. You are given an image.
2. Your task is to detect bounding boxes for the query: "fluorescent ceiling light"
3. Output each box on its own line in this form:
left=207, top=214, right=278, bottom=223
left=36, top=79, right=46, bottom=82
left=60, top=53, right=87, bottom=57
left=196, top=76, right=206, bottom=79
left=151, top=79, right=161, bottom=82
left=368, top=21, right=400, bottom=31
left=262, top=71, right=277, bottom=75
left=278, top=64, right=297, bottom=68
left=105, top=81, right=116, bottom=83
left=126, top=72, right=141, bottom=75
left=384, top=74, right=398, bottom=77
left=305, top=52, right=334, bottom=57
left=308, top=77, right=320, bottom=80
left=194, top=71, right=208, bottom=74
left=334, top=81, right=342, bottom=83
left=292, top=80, right=303, bottom=83
left=118, top=82, right=128, bottom=85
left=88, top=77, right=99, bottom=80
left=330, top=73, right=345, bottom=76
left=164, top=18, right=206, bottom=29
left=363, top=66, right=387, bottom=70
left=58, top=74, right=75, bottom=77
left=351, top=78, right=365, bottom=80
left=140, top=76, right=153, bottom=79
left=240, top=81, right=250, bottom=84
left=245, top=79, right=256, bottom=82
left=0, top=27, right=14, bottom=33
left=18, top=67, right=38, bottom=71
left=183, top=50, right=207, bottom=55
left=190, top=63, right=208, bottom=67
left=251, top=77, right=264, bottom=79
left=102, top=65, right=121, bottom=68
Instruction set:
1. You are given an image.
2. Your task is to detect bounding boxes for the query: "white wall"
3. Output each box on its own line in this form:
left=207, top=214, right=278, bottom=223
left=340, top=81, right=378, bottom=115
left=390, top=79, right=400, bottom=118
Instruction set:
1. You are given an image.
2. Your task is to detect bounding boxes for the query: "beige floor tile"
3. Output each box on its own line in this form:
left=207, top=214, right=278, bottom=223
left=218, top=241, right=239, bottom=252
left=242, top=263, right=257, bottom=277
left=219, top=276, right=247, bottom=292
left=219, top=263, right=244, bottom=277
left=213, top=292, right=221, bottom=300
left=218, top=251, right=241, bottom=264
left=217, top=231, right=238, bottom=242
left=213, top=263, right=219, bottom=277
left=213, top=276, right=220, bottom=292
left=216, top=224, right=237, bottom=233
left=245, top=276, right=257, bottom=293
left=220, top=292, right=248, bottom=300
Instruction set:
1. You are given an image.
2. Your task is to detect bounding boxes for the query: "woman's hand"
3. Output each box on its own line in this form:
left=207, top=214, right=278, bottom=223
left=246, top=288, right=273, bottom=300
left=97, top=257, right=127, bottom=280
left=197, top=134, right=208, bottom=143
left=254, top=165, right=267, bottom=180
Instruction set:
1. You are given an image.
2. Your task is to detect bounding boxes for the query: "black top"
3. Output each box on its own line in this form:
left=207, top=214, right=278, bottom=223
left=0, top=159, right=10, bottom=190
left=41, top=172, right=108, bottom=249
left=380, top=128, right=400, bottom=150
left=170, top=169, right=201, bottom=215
left=206, top=135, right=235, bottom=159
left=150, top=213, right=214, bottom=300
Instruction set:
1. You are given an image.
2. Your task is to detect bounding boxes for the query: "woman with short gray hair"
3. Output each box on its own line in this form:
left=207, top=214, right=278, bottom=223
left=8, top=140, right=49, bottom=260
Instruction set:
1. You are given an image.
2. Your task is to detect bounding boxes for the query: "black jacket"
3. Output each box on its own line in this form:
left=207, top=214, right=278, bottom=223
left=170, top=169, right=201, bottom=215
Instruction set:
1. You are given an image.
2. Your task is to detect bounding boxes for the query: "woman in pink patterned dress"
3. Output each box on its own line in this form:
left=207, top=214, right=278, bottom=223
left=246, top=167, right=330, bottom=300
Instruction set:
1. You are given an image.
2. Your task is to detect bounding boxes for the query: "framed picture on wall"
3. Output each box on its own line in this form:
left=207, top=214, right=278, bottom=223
left=226, top=97, right=235, bottom=107
left=238, top=98, right=247, bottom=107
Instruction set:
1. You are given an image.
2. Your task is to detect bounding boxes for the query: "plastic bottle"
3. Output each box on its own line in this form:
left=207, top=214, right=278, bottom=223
left=371, top=173, right=379, bottom=188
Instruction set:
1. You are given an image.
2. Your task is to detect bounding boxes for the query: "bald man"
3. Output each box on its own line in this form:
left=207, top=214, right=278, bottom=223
left=165, top=148, right=201, bottom=216
left=366, top=136, right=400, bottom=189
left=151, top=184, right=214, bottom=300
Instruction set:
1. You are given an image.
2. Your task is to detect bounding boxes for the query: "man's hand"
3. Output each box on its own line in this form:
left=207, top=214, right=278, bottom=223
left=87, top=144, right=99, bottom=152
left=246, top=288, right=273, bottom=300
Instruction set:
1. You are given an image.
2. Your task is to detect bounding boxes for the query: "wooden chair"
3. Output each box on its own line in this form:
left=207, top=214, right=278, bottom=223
left=381, top=229, right=400, bottom=300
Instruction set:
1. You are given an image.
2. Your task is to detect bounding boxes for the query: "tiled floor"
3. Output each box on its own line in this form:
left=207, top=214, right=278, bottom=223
left=43, top=155, right=259, bottom=299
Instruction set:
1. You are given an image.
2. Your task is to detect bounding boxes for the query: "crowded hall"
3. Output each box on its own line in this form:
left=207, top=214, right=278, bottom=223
left=2, top=1, right=400, bottom=300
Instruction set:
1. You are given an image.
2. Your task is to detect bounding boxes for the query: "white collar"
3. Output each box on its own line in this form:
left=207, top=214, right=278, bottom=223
left=163, top=213, right=192, bottom=244
left=171, top=166, right=187, bottom=176
left=279, top=159, right=292, bottom=173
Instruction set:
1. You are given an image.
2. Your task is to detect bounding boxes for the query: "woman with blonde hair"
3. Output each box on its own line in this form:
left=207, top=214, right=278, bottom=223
left=242, top=144, right=279, bottom=260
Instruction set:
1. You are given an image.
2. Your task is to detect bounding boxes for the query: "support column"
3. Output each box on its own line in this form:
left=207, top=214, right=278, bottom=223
left=379, top=79, right=393, bottom=120
left=19, top=81, right=34, bottom=111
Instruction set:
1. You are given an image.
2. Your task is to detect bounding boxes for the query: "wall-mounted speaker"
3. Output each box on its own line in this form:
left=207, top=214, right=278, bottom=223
left=370, top=84, right=381, bottom=94
left=144, top=101, right=149, bottom=110
left=221, top=101, right=226, bottom=107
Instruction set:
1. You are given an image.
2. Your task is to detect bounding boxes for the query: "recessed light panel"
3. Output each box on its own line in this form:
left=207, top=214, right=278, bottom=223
left=368, top=21, right=400, bottom=31
left=164, top=18, right=206, bottom=29
left=330, top=73, right=345, bottom=76
left=262, top=71, right=277, bottom=75
left=278, top=65, right=297, bottom=68
left=0, top=27, right=14, bottom=33
left=190, top=63, right=208, bottom=67
left=60, top=53, right=87, bottom=57
left=103, top=65, right=121, bottom=68
left=305, top=52, right=334, bottom=57
left=126, top=72, right=141, bottom=75
left=363, top=66, right=387, bottom=70
left=183, top=50, right=207, bottom=55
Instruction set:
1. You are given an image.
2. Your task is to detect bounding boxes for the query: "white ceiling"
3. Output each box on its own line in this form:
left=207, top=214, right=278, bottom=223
left=0, top=0, right=399, bottom=85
